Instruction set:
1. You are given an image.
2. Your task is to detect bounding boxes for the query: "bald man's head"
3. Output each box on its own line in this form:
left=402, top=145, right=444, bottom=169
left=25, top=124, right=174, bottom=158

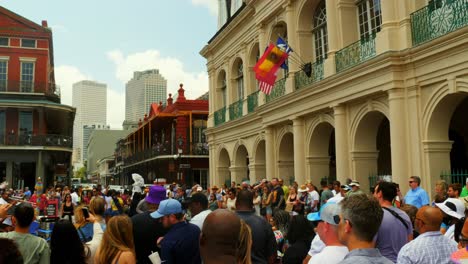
left=417, top=206, right=443, bottom=232
left=200, top=209, right=241, bottom=259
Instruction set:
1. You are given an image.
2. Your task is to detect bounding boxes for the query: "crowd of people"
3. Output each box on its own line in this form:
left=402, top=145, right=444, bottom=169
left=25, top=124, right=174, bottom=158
left=1, top=175, right=468, bottom=263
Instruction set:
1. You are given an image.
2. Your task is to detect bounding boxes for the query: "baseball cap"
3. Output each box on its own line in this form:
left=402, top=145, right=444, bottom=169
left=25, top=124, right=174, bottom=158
left=349, top=181, right=360, bottom=187
left=341, top=185, right=351, bottom=191
left=145, top=186, right=166, bottom=205
left=436, top=198, right=465, bottom=219
left=150, top=199, right=183, bottom=219
left=307, top=202, right=341, bottom=225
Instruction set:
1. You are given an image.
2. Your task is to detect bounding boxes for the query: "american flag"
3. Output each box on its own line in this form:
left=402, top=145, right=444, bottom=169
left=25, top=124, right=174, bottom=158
left=259, top=81, right=274, bottom=95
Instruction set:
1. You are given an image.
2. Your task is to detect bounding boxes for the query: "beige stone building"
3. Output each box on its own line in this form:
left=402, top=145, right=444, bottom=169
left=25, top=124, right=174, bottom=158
left=200, top=0, right=468, bottom=196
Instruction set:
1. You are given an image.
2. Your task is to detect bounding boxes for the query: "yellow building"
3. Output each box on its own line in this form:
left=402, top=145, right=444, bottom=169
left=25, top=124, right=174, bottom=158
left=200, top=0, right=468, bottom=196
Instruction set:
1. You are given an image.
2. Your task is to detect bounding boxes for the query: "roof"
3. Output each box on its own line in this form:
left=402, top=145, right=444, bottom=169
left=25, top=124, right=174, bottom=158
left=0, top=6, right=51, bottom=33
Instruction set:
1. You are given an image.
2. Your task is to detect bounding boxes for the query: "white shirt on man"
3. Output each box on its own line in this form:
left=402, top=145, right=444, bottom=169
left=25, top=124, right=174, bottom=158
left=309, top=191, right=320, bottom=211
left=190, top=209, right=212, bottom=231
left=308, top=246, right=348, bottom=264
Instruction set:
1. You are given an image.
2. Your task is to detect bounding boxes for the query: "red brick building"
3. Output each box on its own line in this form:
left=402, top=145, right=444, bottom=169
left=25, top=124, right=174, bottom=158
left=117, top=85, right=208, bottom=188
left=0, top=7, right=75, bottom=190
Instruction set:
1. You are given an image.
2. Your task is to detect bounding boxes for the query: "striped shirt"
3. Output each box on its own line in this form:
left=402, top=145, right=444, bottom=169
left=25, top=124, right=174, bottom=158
left=397, top=231, right=457, bottom=264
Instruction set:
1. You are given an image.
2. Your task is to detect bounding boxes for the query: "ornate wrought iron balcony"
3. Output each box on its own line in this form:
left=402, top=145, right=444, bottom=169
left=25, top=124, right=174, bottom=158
left=335, top=34, right=376, bottom=73
left=0, top=80, right=61, bottom=97
left=247, top=90, right=259, bottom=113
left=0, top=133, right=72, bottom=148
left=295, top=60, right=324, bottom=90
left=229, top=99, right=243, bottom=121
left=214, top=107, right=226, bottom=126
left=411, top=0, right=467, bottom=46
left=265, top=77, right=286, bottom=103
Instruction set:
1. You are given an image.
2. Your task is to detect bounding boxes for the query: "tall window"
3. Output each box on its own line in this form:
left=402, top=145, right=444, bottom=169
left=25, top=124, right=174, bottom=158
left=0, top=111, right=5, bottom=144
left=192, top=120, right=207, bottom=143
left=19, top=111, right=33, bottom=144
left=236, top=62, right=244, bottom=101
left=221, top=78, right=227, bottom=107
left=21, top=62, right=34, bottom=92
left=357, top=0, right=382, bottom=39
left=0, top=61, right=7, bottom=91
left=313, top=1, right=328, bottom=60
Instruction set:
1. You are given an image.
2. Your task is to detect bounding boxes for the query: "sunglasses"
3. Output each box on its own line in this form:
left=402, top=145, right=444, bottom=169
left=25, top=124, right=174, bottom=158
left=409, top=181, right=414, bottom=183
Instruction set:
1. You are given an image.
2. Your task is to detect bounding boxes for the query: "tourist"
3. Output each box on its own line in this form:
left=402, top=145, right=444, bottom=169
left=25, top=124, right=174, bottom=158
left=50, top=219, right=88, bottom=263
left=95, top=215, right=136, bottom=264
left=346, top=180, right=363, bottom=197
left=320, top=180, right=333, bottom=206
left=283, top=215, right=315, bottom=264
left=86, top=197, right=106, bottom=264
left=261, top=185, right=273, bottom=221
left=74, top=205, right=94, bottom=242
left=61, top=193, right=74, bottom=222
left=0, top=238, right=23, bottom=263
left=435, top=198, right=465, bottom=241
left=271, top=178, right=285, bottom=210
left=307, top=183, right=320, bottom=212
left=189, top=192, right=211, bottom=231
left=224, top=187, right=237, bottom=211
left=404, top=176, right=430, bottom=208
left=286, top=186, right=298, bottom=213
left=448, top=183, right=462, bottom=199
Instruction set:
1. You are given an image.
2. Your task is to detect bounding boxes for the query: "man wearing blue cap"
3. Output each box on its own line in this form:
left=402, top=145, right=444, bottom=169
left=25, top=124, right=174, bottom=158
left=151, top=199, right=201, bottom=264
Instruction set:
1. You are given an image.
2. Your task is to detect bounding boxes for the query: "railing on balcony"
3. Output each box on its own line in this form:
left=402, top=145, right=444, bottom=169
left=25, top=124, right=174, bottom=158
left=265, top=77, right=287, bottom=103
left=214, top=107, right=226, bottom=126
left=335, top=34, right=376, bottom=73
left=0, top=80, right=61, bottom=97
left=0, top=133, right=72, bottom=148
left=247, top=90, right=259, bottom=113
left=411, top=0, right=467, bottom=46
left=229, top=99, right=243, bottom=121
left=191, top=142, right=209, bottom=155
left=295, top=60, right=324, bottom=90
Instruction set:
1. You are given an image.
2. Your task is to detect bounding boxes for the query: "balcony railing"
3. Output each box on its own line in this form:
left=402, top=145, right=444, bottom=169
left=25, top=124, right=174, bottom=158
left=247, top=90, right=259, bottom=113
left=335, top=34, right=376, bottom=73
left=0, top=133, right=72, bottom=148
left=0, top=80, right=61, bottom=97
left=265, top=77, right=286, bottom=103
left=411, top=0, right=467, bottom=46
left=229, top=99, right=243, bottom=121
left=191, top=142, right=209, bottom=155
left=123, top=141, right=209, bottom=164
left=295, top=60, right=324, bottom=90
left=214, top=107, right=226, bottom=126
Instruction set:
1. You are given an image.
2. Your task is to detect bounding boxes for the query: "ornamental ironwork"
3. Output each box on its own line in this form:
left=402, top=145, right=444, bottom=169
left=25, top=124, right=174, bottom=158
left=265, top=77, right=286, bottom=103
left=247, top=91, right=259, bottom=113
left=229, top=99, right=243, bottom=121
left=214, top=107, right=226, bottom=126
left=295, top=61, right=324, bottom=90
left=335, top=34, right=376, bottom=73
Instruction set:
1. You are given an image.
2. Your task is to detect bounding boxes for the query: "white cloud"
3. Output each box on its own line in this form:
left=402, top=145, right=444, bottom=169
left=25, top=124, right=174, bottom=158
left=107, top=49, right=209, bottom=100
left=55, top=65, right=90, bottom=106
left=191, top=0, right=218, bottom=16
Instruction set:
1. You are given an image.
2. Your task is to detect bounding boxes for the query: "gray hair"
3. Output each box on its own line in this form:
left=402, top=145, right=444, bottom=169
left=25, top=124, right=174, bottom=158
left=410, top=176, right=421, bottom=185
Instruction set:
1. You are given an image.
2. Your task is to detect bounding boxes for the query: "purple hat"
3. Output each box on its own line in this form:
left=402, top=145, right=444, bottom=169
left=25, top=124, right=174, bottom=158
left=145, top=186, right=166, bottom=205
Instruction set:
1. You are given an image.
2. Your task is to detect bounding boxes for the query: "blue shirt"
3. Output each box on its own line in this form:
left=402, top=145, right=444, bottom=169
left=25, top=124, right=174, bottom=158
left=160, top=221, right=201, bottom=264
left=404, top=187, right=429, bottom=208
left=77, top=223, right=94, bottom=242
left=397, top=231, right=457, bottom=264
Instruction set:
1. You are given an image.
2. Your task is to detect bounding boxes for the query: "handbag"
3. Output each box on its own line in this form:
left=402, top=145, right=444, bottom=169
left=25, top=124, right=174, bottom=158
left=285, top=203, right=294, bottom=212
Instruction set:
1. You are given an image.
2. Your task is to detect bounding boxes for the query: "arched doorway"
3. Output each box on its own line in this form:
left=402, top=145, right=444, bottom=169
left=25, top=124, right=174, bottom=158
left=308, top=122, right=336, bottom=185
left=232, top=145, right=249, bottom=184
left=217, top=148, right=231, bottom=187
left=278, top=132, right=294, bottom=185
left=353, top=111, right=391, bottom=192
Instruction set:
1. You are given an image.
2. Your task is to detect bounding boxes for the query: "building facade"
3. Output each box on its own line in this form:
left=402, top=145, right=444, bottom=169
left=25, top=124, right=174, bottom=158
left=0, top=7, right=75, bottom=189
left=125, top=69, right=167, bottom=125
left=82, top=124, right=110, bottom=162
left=72, top=80, right=107, bottom=166
left=201, top=0, right=468, bottom=195
left=118, top=85, right=209, bottom=188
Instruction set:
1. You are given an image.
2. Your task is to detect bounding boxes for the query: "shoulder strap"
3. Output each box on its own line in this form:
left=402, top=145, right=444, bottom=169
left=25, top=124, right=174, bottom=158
left=77, top=227, right=86, bottom=241
left=382, top=207, right=409, bottom=230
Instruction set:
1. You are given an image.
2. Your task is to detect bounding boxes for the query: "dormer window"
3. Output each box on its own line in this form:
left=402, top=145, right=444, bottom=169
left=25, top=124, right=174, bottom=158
left=21, top=39, right=36, bottom=48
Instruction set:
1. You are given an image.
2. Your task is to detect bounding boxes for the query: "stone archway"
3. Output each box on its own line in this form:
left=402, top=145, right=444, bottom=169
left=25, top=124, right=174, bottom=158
left=308, top=122, right=336, bottom=185
left=352, top=111, right=391, bottom=192
left=232, top=144, right=249, bottom=184
left=250, top=139, right=266, bottom=183
left=217, top=148, right=231, bottom=187
left=278, top=132, right=295, bottom=185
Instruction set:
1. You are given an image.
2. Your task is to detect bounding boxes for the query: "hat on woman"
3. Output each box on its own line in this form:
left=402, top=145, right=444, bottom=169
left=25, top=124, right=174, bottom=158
left=435, top=198, right=465, bottom=219
left=298, top=185, right=309, bottom=193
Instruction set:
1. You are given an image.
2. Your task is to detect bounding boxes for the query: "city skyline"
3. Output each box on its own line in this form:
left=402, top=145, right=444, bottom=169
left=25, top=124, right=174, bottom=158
left=0, top=0, right=217, bottom=128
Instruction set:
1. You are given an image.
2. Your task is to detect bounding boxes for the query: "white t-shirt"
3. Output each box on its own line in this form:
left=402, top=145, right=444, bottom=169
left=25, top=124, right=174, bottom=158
left=445, top=224, right=455, bottom=241
left=308, top=234, right=326, bottom=256
left=71, top=192, right=79, bottom=206
left=308, top=246, right=348, bottom=264
left=190, top=209, right=212, bottom=231
left=309, top=191, right=320, bottom=211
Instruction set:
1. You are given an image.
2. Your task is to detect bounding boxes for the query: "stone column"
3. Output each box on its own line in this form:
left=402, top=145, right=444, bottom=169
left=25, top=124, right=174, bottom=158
left=388, top=89, right=408, bottom=188
left=324, top=0, right=340, bottom=77
left=229, top=166, right=247, bottom=185
left=209, top=144, right=216, bottom=186
left=216, top=166, right=231, bottom=187
left=293, top=118, right=306, bottom=184
left=351, top=150, right=379, bottom=193
left=285, top=2, right=299, bottom=94
left=333, top=105, right=350, bottom=183
left=249, top=161, right=266, bottom=183
left=36, top=151, right=44, bottom=185
left=422, top=141, right=452, bottom=198
left=265, top=127, right=275, bottom=180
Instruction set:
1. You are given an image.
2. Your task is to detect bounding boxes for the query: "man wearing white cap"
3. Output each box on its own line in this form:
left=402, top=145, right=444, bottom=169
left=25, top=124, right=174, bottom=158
left=307, top=202, right=348, bottom=264
left=346, top=181, right=363, bottom=197
left=435, top=198, right=465, bottom=241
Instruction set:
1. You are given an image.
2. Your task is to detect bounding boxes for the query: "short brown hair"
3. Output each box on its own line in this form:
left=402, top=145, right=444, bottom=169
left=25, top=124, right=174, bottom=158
left=449, top=183, right=462, bottom=196
left=340, top=194, right=383, bottom=242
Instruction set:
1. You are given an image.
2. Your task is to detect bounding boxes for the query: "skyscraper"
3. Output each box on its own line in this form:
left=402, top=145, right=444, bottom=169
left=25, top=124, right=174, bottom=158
left=124, top=69, right=167, bottom=128
left=72, top=80, right=107, bottom=165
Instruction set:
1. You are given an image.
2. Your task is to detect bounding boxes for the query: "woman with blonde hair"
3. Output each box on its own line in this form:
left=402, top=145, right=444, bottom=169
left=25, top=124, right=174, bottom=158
left=74, top=205, right=94, bottom=242
left=238, top=220, right=252, bottom=264
left=94, top=215, right=136, bottom=264
left=86, top=197, right=107, bottom=264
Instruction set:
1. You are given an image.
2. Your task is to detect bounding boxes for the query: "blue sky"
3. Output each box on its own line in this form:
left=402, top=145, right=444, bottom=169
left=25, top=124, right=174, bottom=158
left=0, top=0, right=217, bottom=127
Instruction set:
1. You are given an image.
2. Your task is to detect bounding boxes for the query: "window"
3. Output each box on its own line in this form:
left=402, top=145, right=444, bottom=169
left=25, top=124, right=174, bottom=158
left=236, top=62, right=244, bottom=101
left=0, top=37, right=8, bottom=46
left=0, top=61, right=7, bottom=91
left=313, top=1, right=328, bottom=60
left=0, top=111, right=5, bottom=144
left=193, top=169, right=208, bottom=190
left=357, top=0, right=382, bottom=39
left=221, top=78, right=227, bottom=107
left=21, top=39, right=36, bottom=48
left=192, top=120, right=207, bottom=143
left=19, top=111, right=33, bottom=144
left=20, top=62, right=34, bottom=92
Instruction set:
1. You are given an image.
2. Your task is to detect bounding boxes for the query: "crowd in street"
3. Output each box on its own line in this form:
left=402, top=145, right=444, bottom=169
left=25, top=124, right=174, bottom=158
left=1, top=175, right=468, bottom=263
